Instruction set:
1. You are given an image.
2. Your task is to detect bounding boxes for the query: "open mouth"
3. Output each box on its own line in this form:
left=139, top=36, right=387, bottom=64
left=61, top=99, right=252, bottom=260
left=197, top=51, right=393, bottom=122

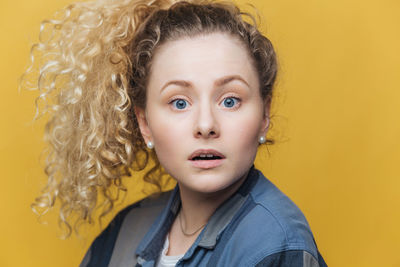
left=189, top=149, right=225, bottom=169
left=191, top=155, right=223, bottom=161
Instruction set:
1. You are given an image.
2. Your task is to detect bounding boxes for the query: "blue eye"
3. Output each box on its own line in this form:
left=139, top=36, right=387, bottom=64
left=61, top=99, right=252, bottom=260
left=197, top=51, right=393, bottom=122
left=222, top=97, right=239, bottom=108
left=171, top=99, right=188, bottom=110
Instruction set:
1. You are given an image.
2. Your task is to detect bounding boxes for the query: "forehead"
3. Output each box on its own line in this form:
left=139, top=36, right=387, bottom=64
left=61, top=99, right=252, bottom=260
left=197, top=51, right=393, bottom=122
left=148, top=32, right=259, bottom=89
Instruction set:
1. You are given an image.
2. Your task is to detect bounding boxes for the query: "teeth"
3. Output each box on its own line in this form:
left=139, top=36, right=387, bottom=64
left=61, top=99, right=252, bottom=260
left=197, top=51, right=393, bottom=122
left=199, top=154, right=214, bottom=158
left=191, top=153, right=222, bottom=160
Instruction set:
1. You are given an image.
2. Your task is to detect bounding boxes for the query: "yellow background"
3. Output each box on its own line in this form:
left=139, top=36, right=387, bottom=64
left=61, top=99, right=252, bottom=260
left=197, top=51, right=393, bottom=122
left=1, top=0, right=399, bottom=266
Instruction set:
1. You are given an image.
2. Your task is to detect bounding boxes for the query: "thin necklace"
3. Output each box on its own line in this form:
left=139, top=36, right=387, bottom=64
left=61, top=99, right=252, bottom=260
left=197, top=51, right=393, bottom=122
left=178, top=212, right=207, bottom=236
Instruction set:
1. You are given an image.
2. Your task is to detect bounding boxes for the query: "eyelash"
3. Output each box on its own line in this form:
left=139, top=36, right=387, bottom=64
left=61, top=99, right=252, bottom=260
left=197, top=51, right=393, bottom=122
left=169, top=97, right=189, bottom=110
left=221, top=95, right=241, bottom=109
left=168, top=95, right=242, bottom=110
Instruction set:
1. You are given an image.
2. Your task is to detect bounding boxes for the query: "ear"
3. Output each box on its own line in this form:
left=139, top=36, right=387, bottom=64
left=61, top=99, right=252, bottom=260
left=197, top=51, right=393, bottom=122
left=134, top=107, right=153, bottom=144
left=260, top=98, right=271, bottom=137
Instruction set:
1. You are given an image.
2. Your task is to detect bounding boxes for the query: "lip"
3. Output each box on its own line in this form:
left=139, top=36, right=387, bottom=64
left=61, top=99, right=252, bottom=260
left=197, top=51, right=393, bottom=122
left=188, top=149, right=226, bottom=169
left=190, top=158, right=225, bottom=169
left=188, top=149, right=225, bottom=160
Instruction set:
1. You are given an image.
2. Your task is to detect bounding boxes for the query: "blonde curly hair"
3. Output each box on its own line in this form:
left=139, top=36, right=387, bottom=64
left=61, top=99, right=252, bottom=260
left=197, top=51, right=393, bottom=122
left=21, top=0, right=277, bottom=236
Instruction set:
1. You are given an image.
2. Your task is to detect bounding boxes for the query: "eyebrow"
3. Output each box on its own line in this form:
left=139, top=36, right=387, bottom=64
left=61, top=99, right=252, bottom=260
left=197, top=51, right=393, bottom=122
left=160, top=75, right=250, bottom=92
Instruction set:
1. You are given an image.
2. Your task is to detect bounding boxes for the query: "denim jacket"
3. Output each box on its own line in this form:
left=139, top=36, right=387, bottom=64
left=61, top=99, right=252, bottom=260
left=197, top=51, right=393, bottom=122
left=80, top=166, right=327, bottom=267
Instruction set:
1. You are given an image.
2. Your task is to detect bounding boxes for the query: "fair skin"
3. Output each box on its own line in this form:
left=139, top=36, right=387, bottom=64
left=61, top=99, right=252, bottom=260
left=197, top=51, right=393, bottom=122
left=135, top=32, right=270, bottom=255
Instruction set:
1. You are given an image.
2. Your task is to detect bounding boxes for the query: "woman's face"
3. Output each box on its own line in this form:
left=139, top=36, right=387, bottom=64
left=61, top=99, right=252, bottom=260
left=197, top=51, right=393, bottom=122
left=136, top=32, right=270, bottom=195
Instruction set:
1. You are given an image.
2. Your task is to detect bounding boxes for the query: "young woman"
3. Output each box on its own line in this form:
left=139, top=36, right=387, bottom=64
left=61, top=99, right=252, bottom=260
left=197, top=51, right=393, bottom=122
left=24, top=0, right=327, bottom=266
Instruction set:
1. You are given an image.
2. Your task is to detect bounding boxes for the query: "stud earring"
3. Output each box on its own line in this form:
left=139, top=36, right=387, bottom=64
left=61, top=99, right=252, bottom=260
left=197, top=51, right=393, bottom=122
left=258, top=136, right=266, bottom=144
left=147, top=141, right=154, bottom=149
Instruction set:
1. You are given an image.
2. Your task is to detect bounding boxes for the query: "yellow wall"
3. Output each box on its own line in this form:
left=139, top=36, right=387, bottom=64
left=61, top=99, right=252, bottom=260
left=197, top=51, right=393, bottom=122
left=1, top=0, right=399, bottom=266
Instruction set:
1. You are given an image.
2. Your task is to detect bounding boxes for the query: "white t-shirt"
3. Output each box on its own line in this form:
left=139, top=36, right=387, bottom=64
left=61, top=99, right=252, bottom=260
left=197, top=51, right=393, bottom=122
left=156, top=235, right=185, bottom=267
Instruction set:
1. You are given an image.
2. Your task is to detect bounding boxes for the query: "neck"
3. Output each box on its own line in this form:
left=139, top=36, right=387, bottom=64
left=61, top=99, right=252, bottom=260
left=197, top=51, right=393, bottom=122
left=177, top=169, right=249, bottom=233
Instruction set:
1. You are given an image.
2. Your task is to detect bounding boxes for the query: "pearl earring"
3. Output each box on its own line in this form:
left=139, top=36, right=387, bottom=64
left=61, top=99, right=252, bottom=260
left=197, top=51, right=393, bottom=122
left=259, top=136, right=266, bottom=144
left=147, top=141, right=154, bottom=149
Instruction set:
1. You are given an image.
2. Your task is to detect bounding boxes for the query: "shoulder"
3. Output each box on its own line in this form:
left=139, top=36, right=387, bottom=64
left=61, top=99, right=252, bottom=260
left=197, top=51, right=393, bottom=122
left=80, top=190, right=172, bottom=267
left=252, top=250, right=326, bottom=267
left=249, top=170, right=315, bottom=250
left=228, top=169, right=325, bottom=266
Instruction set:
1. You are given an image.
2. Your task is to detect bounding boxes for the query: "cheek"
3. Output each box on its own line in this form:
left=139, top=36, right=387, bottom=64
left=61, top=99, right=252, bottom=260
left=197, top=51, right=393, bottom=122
left=149, top=117, right=189, bottom=160
left=223, top=113, right=263, bottom=149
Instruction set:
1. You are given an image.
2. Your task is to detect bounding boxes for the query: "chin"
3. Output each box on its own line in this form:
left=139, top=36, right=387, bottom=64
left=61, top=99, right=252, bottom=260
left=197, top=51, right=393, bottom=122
left=192, top=184, right=227, bottom=194
left=185, top=176, right=241, bottom=194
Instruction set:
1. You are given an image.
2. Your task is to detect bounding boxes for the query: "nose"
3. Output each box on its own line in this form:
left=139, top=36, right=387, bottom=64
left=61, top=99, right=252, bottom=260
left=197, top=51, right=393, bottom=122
left=193, top=101, right=220, bottom=139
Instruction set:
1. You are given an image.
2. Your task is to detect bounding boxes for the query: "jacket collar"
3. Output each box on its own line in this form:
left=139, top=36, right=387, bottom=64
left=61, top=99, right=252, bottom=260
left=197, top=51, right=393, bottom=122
left=135, top=165, right=260, bottom=261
